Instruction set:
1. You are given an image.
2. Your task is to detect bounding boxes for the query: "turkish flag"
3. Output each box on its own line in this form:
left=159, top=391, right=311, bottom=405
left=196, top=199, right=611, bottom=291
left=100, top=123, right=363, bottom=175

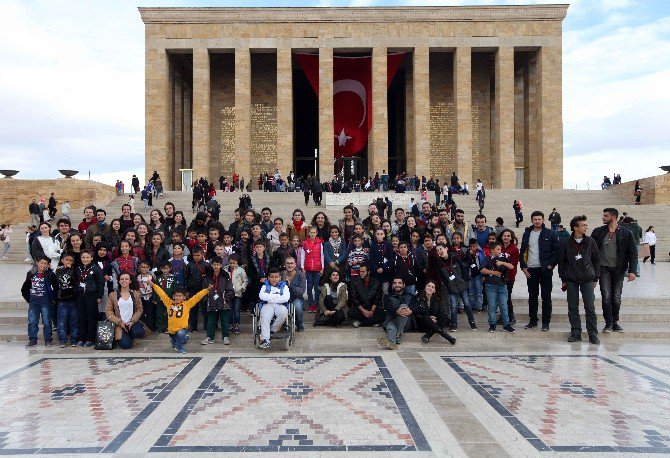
left=294, top=53, right=405, bottom=159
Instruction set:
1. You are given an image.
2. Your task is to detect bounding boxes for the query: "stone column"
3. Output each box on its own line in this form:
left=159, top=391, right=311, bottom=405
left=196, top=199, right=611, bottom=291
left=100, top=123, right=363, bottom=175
left=454, top=47, right=473, bottom=187
left=370, top=47, right=388, bottom=178
left=235, top=48, right=252, bottom=183
left=493, top=46, right=515, bottom=189
left=318, top=48, right=334, bottom=181
left=537, top=46, right=563, bottom=189
left=192, top=48, right=210, bottom=182
left=413, top=47, right=431, bottom=180
left=145, top=48, right=171, bottom=189
left=276, top=48, right=293, bottom=177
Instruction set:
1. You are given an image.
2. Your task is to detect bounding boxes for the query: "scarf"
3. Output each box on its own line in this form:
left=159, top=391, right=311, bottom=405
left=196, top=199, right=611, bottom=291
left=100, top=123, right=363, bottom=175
left=293, top=219, right=304, bottom=232
left=330, top=237, right=342, bottom=257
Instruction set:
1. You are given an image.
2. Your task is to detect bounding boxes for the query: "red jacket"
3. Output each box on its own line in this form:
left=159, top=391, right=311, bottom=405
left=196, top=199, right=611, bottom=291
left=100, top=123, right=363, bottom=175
left=78, top=218, right=99, bottom=235
left=501, top=243, right=520, bottom=281
left=302, top=237, right=324, bottom=272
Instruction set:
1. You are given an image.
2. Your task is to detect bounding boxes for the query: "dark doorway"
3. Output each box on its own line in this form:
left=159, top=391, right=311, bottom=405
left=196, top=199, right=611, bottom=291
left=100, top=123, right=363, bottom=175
left=293, top=56, right=319, bottom=180
left=388, top=55, right=408, bottom=181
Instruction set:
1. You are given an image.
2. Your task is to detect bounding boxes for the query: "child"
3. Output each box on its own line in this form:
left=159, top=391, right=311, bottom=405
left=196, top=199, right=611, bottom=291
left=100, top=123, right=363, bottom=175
left=112, top=240, right=139, bottom=287
left=249, top=240, right=271, bottom=308
left=464, top=238, right=485, bottom=311
left=61, top=200, right=71, bottom=219
left=271, top=233, right=296, bottom=272
left=226, top=253, right=248, bottom=334
left=93, top=242, right=113, bottom=320
left=154, top=261, right=177, bottom=333
left=302, top=227, right=324, bottom=313
left=151, top=280, right=210, bottom=353
left=169, top=243, right=188, bottom=287
left=75, top=251, right=105, bottom=347
left=291, top=235, right=304, bottom=270
left=185, top=228, right=198, bottom=251
left=21, top=256, right=57, bottom=347
left=183, top=246, right=212, bottom=331
left=481, top=242, right=516, bottom=333
left=137, top=261, right=156, bottom=331
left=347, top=235, right=369, bottom=279
left=195, top=230, right=208, bottom=261
left=221, top=232, right=235, bottom=266
left=201, top=256, right=235, bottom=345
left=55, top=253, right=78, bottom=347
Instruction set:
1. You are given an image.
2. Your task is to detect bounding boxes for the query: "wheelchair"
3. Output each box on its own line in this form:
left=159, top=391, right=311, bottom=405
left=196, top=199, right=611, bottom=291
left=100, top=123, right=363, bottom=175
left=252, top=301, right=296, bottom=350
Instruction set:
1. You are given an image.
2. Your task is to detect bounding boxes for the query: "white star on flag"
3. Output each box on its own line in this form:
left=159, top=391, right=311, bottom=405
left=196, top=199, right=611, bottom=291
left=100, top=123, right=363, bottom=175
left=335, top=128, right=352, bottom=147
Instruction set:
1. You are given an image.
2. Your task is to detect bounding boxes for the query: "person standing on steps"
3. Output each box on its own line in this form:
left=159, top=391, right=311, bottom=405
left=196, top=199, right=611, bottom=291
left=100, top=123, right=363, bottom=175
left=642, top=226, right=656, bottom=264
left=591, top=208, right=638, bottom=333
left=558, top=215, right=601, bottom=345
left=520, top=211, right=560, bottom=332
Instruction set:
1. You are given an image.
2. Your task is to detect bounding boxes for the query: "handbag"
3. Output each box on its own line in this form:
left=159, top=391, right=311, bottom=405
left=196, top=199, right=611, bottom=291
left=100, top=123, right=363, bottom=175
left=95, top=320, right=116, bottom=350
left=639, top=243, right=650, bottom=259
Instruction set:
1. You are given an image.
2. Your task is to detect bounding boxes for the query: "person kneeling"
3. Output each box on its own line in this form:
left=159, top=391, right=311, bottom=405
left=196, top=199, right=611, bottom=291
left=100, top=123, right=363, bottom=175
left=378, top=277, right=415, bottom=350
left=106, top=272, right=151, bottom=349
left=347, top=264, right=385, bottom=327
left=258, top=268, right=291, bottom=350
left=315, top=269, right=348, bottom=327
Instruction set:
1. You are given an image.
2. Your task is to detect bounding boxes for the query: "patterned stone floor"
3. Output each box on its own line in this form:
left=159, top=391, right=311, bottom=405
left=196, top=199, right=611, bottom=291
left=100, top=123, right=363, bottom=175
left=1, top=342, right=669, bottom=456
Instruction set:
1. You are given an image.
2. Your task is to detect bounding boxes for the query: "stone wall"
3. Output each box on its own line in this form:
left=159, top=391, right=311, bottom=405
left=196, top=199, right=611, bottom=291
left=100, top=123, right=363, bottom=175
left=0, top=179, right=117, bottom=225
left=608, top=174, right=670, bottom=205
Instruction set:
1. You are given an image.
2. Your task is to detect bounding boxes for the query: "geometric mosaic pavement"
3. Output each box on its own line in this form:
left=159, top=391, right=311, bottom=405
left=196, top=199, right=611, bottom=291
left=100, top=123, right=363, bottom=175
left=442, top=355, right=670, bottom=453
left=152, top=356, right=430, bottom=452
left=0, top=357, right=198, bottom=454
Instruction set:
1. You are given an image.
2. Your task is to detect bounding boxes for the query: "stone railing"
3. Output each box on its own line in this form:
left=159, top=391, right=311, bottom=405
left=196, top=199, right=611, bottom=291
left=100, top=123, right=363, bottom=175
left=607, top=173, right=670, bottom=205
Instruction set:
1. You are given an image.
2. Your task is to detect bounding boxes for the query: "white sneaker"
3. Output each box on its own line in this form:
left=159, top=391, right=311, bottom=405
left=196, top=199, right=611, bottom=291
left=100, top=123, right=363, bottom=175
left=200, top=337, right=213, bottom=345
left=1, top=256, right=7, bottom=260
left=25, top=258, right=32, bottom=262
left=223, top=337, right=230, bottom=345
left=352, top=320, right=361, bottom=328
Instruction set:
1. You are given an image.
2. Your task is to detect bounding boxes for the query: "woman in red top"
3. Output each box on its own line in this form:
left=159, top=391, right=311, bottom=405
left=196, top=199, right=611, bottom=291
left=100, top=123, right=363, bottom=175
left=302, top=227, right=324, bottom=313
left=287, top=209, right=310, bottom=242
left=499, top=229, right=519, bottom=325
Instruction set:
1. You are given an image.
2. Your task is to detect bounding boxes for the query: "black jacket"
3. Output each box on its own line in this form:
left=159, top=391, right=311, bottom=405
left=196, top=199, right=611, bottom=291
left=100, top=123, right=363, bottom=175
left=383, top=291, right=415, bottom=319
left=393, top=253, right=417, bottom=286
left=56, top=266, right=77, bottom=300
left=591, top=224, right=638, bottom=275
left=412, top=294, right=442, bottom=318
left=205, top=271, right=235, bottom=311
left=349, top=276, right=382, bottom=310
left=437, top=257, right=469, bottom=294
left=520, top=225, right=560, bottom=269
left=184, top=260, right=213, bottom=294
left=558, top=236, right=600, bottom=284
left=75, top=263, right=105, bottom=298
left=21, top=270, right=58, bottom=304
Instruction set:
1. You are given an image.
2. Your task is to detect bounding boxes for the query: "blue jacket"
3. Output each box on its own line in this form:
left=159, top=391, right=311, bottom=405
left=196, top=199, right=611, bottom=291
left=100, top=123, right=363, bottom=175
left=323, top=239, right=347, bottom=266
left=520, top=225, right=560, bottom=269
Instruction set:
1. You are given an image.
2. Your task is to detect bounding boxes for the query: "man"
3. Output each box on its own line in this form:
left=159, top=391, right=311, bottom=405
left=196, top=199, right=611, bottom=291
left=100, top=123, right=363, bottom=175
left=558, top=215, right=601, bottom=344
left=418, top=202, right=432, bottom=226
left=77, top=206, right=98, bottom=236
left=119, top=204, right=134, bottom=233
left=384, top=196, right=393, bottom=221
left=281, top=257, right=305, bottom=332
left=471, top=215, right=494, bottom=249
left=29, top=199, right=41, bottom=228
left=260, top=208, right=274, bottom=235
left=591, top=208, right=637, bottom=332
left=54, top=218, right=75, bottom=250
left=520, top=211, right=560, bottom=331
left=549, top=208, right=562, bottom=232
left=48, top=193, right=58, bottom=219
left=164, top=202, right=176, bottom=229
left=228, top=209, right=243, bottom=240
left=447, top=209, right=470, bottom=241
left=131, top=174, right=140, bottom=194
left=348, top=264, right=384, bottom=327
left=361, top=203, right=379, bottom=228
left=556, top=224, right=570, bottom=241
left=85, top=209, right=112, bottom=250
left=378, top=277, right=414, bottom=350
left=258, top=268, right=291, bottom=350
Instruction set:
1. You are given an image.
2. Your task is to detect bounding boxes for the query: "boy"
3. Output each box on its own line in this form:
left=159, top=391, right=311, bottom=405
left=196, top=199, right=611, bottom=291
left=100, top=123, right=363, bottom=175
left=271, top=232, right=296, bottom=272
left=464, top=238, right=485, bottom=311
left=169, top=242, right=188, bottom=287
left=183, top=246, right=212, bottom=331
left=481, top=242, right=515, bottom=333
left=154, top=261, right=177, bottom=333
left=225, top=253, right=248, bottom=334
left=257, top=268, right=291, bottom=350
left=56, top=253, right=78, bottom=347
left=151, top=280, right=210, bottom=353
left=61, top=200, right=71, bottom=219
left=137, top=261, right=156, bottom=331
left=21, top=256, right=58, bottom=347
left=185, top=228, right=198, bottom=251
left=194, top=230, right=209, bottom=261
left=201, top=256, right=235, bottom=345
left=347, top=235, right=369, bottom=279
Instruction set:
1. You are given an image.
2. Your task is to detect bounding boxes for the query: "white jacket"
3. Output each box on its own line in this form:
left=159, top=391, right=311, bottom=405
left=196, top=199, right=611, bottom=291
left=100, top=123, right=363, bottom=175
left=226, top=265, right=249, bottom=297
left=258, top=282, right=290, bottom=305
left=642, top=232, right=657, bottom=246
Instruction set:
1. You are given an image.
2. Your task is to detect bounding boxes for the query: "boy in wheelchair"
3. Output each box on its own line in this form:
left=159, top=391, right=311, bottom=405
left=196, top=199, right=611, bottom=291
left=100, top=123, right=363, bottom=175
left=258, top=268, right=291, bottom=350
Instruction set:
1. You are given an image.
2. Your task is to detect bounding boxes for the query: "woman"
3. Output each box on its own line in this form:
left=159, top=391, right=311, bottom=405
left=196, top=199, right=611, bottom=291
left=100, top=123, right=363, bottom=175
left=170, top=211, right=187, bottom=235
left=302, top=227, right=324, bottom=313
left=398, top=215, right=420, bottom=244
left=315, top=269, right=348, bottom=327
left=136, top=223, right=152, bottom=251
left=642, top=226, right=656, bottom=264
left=286, top=209, right=310, bottom=242
left=63, top=232, right=84, bottom=267
left=412, top=280, right=455, bottom=345
left=338, top=205, right=360, bottom=246
left=310, top=212, right=331, bottom=242
left=382, top=221, right=393, bottom=241
left=148, top=209, right=166, bottom=234
left=634, top=181, right=642, bottom=205
left=108, top=219, right=123, bottom=251
left=323, top=225, right=347, bottom=282
left=365, top=215, right=383, bottom=240
left=105, top=272, right=149, bottom=349
left=394, top=241, right=417, bottom=296
left=132, top=213, right=146, bottom=229
left=499, top=229, right=520, bottom=324
left=31, top=222, right=61, bottom=270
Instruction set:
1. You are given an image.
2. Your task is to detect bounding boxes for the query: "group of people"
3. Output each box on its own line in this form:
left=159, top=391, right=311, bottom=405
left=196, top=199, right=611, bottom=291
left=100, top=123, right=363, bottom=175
left=19, top=182, right=645, bottom=352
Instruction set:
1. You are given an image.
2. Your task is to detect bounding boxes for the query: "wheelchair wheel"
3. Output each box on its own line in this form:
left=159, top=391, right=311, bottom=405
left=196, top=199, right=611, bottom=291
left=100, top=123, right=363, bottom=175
left=252, top=308, right=258, bottom=347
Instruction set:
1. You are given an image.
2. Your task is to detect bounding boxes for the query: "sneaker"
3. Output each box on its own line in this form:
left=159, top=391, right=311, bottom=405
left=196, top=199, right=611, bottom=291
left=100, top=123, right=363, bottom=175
left=223, top=337, right=230, bottom=345
left=59, top=342, right=67, bottom=348
left=541, top=324, right=550, bottom=332
left=45, top=341, right=53, bottom=347
left=84, top=342, right=94, bottom=347
left=488, top=325, right=496, bottom=333
left=25, top=341, right=37, bottom=348
left=76, top=341, right=86, bottom=347
left=469, top=321, right=478, bottom=330
left=70, top=342, right=77, bottom=347
left=296, top=327, right=304, bottom=332
left=174, top=346, right=186, bottom=354
left=449, top=326, right=457, bottom=332
left=602, top=325, right=613, bottom=333
left=200, top=337, right=213, bottom=345
left=588, top=335, right=600, bottom=344
left=567, top=334, right=582, bottom=342
left=524, top=322, right=538, bottom=329
left=503, top=325, right=516, bottom=333
left=612, top=323, right=623, bottom=332
left=509, top=315, right=517, bottom=325
left=233, top=324, right=241, bottom=334
left=421, top=334, right=431, bottom=343
left=352, top=320, right=361, bottom=328
left=376, top=336, right=398, bottom=350
left=258, top=340, right=271, bottom=350
left=24, top=257, right=32, bottom=262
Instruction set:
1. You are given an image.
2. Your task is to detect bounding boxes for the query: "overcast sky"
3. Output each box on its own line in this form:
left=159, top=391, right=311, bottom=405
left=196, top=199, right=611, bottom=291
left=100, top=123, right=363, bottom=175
left=1, top=0, right=668, bottom=189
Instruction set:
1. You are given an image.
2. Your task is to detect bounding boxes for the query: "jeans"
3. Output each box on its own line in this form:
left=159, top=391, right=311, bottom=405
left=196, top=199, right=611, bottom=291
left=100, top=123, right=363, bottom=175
left=56, top=300, right=78, bottom=344
left=141, top=297, right=155, bottom=331
left=292, top=298, right=304, bottom=330
left=28, top=301, right=52, bottom=342
left=486, top=283, right=509, bottom=326
left=77, top=295, right=99, bottom=343
left=404, top=285, right=416, bottom=296
left=348, top=306, right=386, bottom=326
left=435, top=194, right=440, bottom=205
left=187, top=298, right=206, bottom=331
left=305, top=271, right=320, bottom=305
left=600, top=266, right=624, bottom=326
left=526, top=267, right=554, bottom=325
left=468, top=276, right=483, bottom=311
left=169, top=328, right=189, bottom=352
left=231, top=297, right=242, bottom=325
left=449, top=291, right=475, bottom=326
left=566, top=281, right=598, bottom=337
left=2, top=241, right=9, bottom=257
left=506, top=279, right=515, bottom=318
left=206, top=309, right=230, bottom=340
left=118, top=323, right=146, bottom=349
left=386, top=315, right=409, bottom=343
left=260, top=303, right=288, bottom=342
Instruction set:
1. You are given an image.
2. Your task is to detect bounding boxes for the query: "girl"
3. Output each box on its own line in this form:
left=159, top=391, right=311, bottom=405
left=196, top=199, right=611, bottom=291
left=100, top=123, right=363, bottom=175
left=394, top=241, right=417, bottom=296
left=75, top=251, right=105, bottom=347
left=63, top=232, right=84, bottom=268
left=93, top=242, right=114, bottom=320
left=249, top=240, right=271, bottom=307
left=291, top=235, right=304, bottom=270
left=112, top=240, right=139, bottom=289
left=323, top=225, right=347, bottom=283
left=369, top=229, right=394, bottom=295
left=149, top=209, right=166, bottom=234
left=499, top=229, right=519, bottom=324
left=0, top=224, right=12, bottom=259
left=133, top=213, right=145, bottom=229
left=642, top=226, right=656, bottom=264
left=315, top=269, right=348, bottom=327
left=169, top=243, right=188, bottom=287
left=302, top=227, right=324, bottom=313
left=145, top=232, right=169, bottom=271
left=170, top=211, right=187, bottom=235
left=412, top=280, right=455, bottom=345
left=108, top=219, right=123, bottom=251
